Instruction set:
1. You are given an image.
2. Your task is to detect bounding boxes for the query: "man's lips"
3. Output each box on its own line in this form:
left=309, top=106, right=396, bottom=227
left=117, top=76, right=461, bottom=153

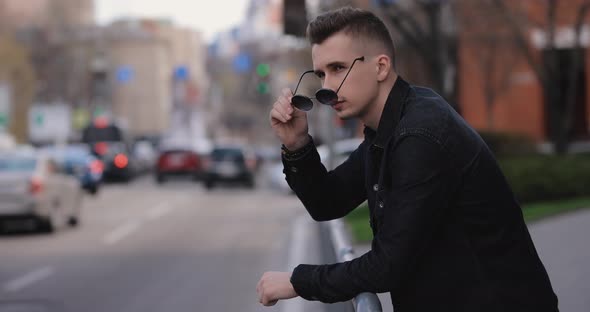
left=332, top=100, right=345, bottom=110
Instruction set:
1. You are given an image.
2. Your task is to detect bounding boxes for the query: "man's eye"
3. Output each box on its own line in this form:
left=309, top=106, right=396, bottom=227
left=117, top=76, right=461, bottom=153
left=316, top=73, right=325, bottom=79
left=334, top=65, right=345, bottom=71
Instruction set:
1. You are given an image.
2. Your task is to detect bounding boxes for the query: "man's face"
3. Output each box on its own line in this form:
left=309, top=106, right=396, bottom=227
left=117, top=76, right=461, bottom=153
left=311, top=31, right=379, bottom=120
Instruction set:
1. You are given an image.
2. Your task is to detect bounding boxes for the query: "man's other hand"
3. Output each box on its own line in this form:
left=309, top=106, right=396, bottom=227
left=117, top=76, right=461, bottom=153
left=256, top=271, right=298, bottom=306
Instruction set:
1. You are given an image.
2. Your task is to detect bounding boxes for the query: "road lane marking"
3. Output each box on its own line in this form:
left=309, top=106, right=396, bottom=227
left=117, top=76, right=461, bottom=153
left=103, top=221, right=141, bottom=245
left=146, top=202, right=174, bottom=221
left=3, top=266, right=55, bottom=292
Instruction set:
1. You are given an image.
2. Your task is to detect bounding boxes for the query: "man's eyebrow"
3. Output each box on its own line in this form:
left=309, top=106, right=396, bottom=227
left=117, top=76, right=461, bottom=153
left=326, top=61, right=347, bottom=69
left=313, top=61, right=348, bottom=76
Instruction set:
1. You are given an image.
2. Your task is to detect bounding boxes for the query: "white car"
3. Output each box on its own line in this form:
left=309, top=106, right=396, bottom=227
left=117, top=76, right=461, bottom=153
left=0, top=150, right=83, bottom=233
left=317, top=138, right=364, bottom=169
left=265, top=138, right=364, bottom=193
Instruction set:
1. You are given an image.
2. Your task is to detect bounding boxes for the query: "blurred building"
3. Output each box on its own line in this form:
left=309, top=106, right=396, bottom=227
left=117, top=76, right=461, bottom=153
left=0, top=35, right=36, bottom=142
left=0, top=0, right=94, bottom=31
left=105, top=23, right=172, bottom=138
left=458, top=0, right=590, bottom=143
left=98, top=19, right=210, bottom=139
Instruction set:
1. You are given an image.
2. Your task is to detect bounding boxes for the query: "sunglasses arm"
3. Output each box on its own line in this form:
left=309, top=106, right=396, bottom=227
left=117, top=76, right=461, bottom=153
left=293, top=70, right=316, bottom=95
left=335, top=56, right=365, bottom=93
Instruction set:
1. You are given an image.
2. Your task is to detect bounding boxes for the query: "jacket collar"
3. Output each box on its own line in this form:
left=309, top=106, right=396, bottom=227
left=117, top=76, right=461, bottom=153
left=364, top=76, right=411, bottom=148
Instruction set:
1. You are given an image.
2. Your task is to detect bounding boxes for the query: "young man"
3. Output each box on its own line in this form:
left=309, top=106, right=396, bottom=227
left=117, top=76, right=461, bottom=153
left=257, top=7, right=558, bottom=312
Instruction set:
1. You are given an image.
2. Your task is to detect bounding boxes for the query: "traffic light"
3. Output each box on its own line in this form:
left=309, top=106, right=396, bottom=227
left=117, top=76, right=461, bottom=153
left=256, top=63, right=270, bottom=77
left=257, top=82, right=270, bottom=94
left=283, top=0, right=308, bottom=37
left=256, top=63, right=271, bottom=95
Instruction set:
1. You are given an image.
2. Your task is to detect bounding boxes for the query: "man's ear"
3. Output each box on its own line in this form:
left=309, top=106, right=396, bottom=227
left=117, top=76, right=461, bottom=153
left=375, top=55, right=392, bottom=82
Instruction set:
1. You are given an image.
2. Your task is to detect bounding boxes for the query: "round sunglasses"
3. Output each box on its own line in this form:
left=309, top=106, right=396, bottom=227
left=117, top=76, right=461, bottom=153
left=291, top=56, right=365, bottom=111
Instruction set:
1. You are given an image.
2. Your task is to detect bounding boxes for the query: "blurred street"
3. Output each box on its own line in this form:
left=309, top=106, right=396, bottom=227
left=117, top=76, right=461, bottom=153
left=0, top=176, right=321, bottom=312
left=1, top=0, right=590, bottom=311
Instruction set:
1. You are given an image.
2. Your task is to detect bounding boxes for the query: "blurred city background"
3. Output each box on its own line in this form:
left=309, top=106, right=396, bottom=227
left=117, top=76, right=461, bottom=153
left=0, top=0, right=589, bottom=311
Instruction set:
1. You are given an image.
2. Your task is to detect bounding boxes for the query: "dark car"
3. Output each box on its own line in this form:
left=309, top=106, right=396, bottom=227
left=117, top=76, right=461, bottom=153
left=82, top=118, right=138, bottom=182
left=155, top=148, right=204, bottom=183
left=203, top=147, right=255, bottom=189
left=90, top=141, right=136, bottom=182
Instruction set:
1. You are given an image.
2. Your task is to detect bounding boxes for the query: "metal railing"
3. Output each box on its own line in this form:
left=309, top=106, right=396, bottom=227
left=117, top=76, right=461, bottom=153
left=328, top=219, right=383, bottom=312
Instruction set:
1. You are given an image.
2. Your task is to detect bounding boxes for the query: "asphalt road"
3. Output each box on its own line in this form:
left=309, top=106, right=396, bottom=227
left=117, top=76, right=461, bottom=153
left=0, top=176, right=336, bottom=312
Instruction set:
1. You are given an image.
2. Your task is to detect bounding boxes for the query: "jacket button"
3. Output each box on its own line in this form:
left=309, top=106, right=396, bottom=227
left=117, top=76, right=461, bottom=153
left=290, top=167, right=298, bottom=173
left=378, top=201, right=384, bottom=208
left=373, top=184, right=379, bottom=191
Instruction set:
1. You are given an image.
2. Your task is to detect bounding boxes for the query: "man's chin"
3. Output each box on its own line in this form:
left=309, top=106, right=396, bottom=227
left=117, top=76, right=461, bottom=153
left=336, top=110, right=355, bottom=120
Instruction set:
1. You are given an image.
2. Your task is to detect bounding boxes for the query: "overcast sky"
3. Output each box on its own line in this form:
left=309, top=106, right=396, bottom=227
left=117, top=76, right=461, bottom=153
left=95, top=0, right=250, bottom=43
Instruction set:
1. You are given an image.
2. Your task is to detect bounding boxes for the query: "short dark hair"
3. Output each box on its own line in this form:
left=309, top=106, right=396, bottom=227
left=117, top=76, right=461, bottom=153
left=307, top=7, right=395, bottom=65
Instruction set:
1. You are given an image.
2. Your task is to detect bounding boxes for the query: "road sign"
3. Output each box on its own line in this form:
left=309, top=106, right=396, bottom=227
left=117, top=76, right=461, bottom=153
left=233, top=53, right=251, bottom=74
left=0, top=83, right=11, bottom=131
left=174, top=66, right=189, bottom=81
left=73, top=108, right=90, bottom=130
left=34, top=113, right=44, bottom=126
left=0, top=114, right=7, bottom=128
left=116, top=66, right=134, bottom=84
left=28, top=104, right=71, bottom=143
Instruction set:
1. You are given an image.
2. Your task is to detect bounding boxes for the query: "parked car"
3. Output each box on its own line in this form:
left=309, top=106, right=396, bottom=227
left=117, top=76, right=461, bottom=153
left=265, top=138, right=363, bottom=193
left=265, top=160, right=292, bottom=194
left=155, top=147, right=204, bottom=183
left=203, top=146, right=255, bottom=189
left=40, top=144, right=104, bottom=195
left=317, top=138, right=364, bottom=169
left=133, top=140, right=157, bottom=175
left=0, top=150, right=83, bottom=233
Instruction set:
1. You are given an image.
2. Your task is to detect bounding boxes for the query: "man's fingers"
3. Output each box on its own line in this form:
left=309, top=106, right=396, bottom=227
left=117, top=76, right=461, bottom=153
left=277, top=96, right=294, bottom=116
left=263, top=299, right=278, bottom=307
left=281, top=88, right=293, bottom=98
left=261, top=291, right=277, bottom=306
left=270, top=109, right=288, bottom=124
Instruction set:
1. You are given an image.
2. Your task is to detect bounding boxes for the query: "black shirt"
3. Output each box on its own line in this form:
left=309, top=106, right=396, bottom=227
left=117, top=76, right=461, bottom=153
left=283, top=77, right=558, bottom=312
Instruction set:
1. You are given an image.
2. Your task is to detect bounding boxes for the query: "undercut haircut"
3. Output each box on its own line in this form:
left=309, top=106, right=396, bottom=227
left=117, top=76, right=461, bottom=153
left=307, top=7, right=396, bottom=67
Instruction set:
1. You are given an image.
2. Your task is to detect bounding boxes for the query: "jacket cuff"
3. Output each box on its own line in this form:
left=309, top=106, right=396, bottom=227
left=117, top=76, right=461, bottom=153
left=281, top=141, right=320, bottom=175
left=291, top=264, right=320, bottom=301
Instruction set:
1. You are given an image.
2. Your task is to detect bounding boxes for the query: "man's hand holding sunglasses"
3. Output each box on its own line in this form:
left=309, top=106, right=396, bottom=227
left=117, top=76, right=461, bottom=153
left=269, top=88, right=310, bottom=151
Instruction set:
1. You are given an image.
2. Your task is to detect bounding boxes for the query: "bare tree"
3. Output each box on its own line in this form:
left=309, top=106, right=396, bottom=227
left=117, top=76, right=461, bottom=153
left=459, top=0, right=521, bottom=130
left=491, top=0, right=590, bottom=153
left=375, top=0, right=459, bottom=111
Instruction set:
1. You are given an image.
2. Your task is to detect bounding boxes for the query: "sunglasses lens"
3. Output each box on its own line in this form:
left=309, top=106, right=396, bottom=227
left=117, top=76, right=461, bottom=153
left=315, top=89, right=338, bottom=105
left=291, top=95, right=313, bottom=111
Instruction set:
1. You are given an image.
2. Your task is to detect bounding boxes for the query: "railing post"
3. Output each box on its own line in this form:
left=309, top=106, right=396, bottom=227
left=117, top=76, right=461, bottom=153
left=328, top=219, right=383, bottom=312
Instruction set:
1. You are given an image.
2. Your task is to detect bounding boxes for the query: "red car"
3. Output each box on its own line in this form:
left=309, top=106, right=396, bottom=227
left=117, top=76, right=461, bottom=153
left=155, top=148, right=203, bottom=183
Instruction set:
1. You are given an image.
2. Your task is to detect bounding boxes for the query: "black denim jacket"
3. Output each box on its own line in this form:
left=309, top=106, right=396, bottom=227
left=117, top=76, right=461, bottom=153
left=282, top=77, right=558, bottom=312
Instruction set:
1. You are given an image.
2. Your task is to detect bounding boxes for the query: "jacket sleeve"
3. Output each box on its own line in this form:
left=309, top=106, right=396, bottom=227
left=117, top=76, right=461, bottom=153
left=282, top=138, right=367, bottom=221
left=290, top=136, right=460, bottom=302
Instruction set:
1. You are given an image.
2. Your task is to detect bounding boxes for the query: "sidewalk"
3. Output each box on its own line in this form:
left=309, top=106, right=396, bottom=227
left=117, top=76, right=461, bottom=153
left=352, top=208, right=590, bottom=312
left=529, top=208, right=590, bottom=312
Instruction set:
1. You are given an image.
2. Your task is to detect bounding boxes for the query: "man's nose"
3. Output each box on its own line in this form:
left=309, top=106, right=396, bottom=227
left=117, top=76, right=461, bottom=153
left=322, top=75, right=338, bottom=91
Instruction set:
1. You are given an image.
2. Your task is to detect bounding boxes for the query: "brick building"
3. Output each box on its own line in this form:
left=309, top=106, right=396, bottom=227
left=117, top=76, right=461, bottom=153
left=458, top=0, right=590, bottom=143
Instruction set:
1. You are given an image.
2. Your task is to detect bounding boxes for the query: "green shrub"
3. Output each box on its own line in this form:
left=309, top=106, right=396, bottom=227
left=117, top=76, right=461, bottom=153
left=499, top=154, right=590, bottom=203
left=478, top=131, right=537, bottom=157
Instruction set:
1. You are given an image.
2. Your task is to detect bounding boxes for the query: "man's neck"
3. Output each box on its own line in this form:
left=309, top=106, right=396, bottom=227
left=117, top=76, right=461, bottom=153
left=362, top=74, right=398, bottom=130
